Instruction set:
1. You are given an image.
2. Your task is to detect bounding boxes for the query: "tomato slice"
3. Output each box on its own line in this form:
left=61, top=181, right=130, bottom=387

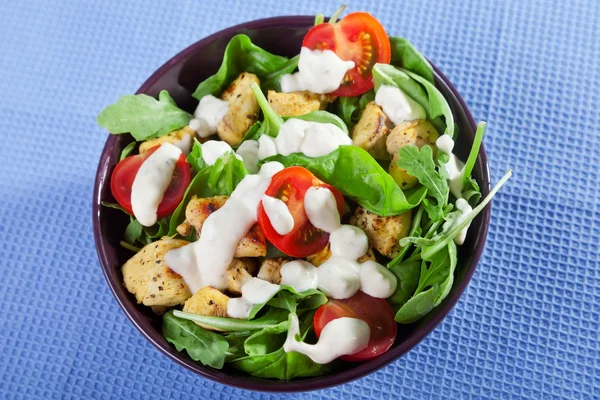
left=303, top=12, right=391, bottom=97
left=257, top=166, right=344, bottom=258
left=110, top=145, right=191, bottom=220
left=314, top=291, right=397, bottom=361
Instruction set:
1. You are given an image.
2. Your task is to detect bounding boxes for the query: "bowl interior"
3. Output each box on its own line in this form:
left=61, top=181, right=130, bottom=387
left=93, top=16, right=490, bottom=392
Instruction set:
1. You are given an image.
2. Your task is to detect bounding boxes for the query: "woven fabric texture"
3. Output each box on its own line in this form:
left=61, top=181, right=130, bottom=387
left=0, top=0, right=598, bottom=398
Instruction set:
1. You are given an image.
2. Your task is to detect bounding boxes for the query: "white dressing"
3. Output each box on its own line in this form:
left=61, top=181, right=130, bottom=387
left=375, top=84, right=427, bottom=125
left=284, top=314, right=370, bottom=364
left=280, top=47, right=355, bottom=94
left=201, top=140, right=237, bottom=166
left=131, top=143, right=182, bottom=227
left=280, top=260, right=318, bottom=293
left=226, top=277, right=281, bottom=319
left=435, top=135, right=465, bottom=198
left=261, top=195, right=294, bottom=235
left=329, top=225, right=369, bottom=260
left=226, top=297, right=253, bottom=319
left=236, top=140, right=260, bottom=174
left=173, top=133, right=193, bottom=155
left=190, top=95, right=229, bottom=137
left=164, top=162, right=284, bottom=293
left=258, top=118, right=351, bottom=160
left=303, top=187, right=341, bottom=233
left=317, top=257, right=361, bottom=299
left=454, top=198, right=473, bottom=245
left=359, top=260, right=398, bottom=298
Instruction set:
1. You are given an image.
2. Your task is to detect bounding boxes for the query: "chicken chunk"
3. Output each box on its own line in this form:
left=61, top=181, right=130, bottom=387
left=182, top=286, right=230, bottom=331
left=182, top=195, right=267, bottom=257
left=350, top=206, right=412, bottom=258
left=122, top=239, right=192, bottom=310
left=139, top=125, right=196, bottom=154
left=257, top=258, right=289, bottom=284
left=387, top=119, right=440, bottom=189
left=351, top=102, right=394, bottom=160
left=306, top=243, right=377, bottom=266
left=226, top=258, right=258, bottom=294
left=217, top=72, right=260, bottom=146
left=267, top=90, right=335, bottom=117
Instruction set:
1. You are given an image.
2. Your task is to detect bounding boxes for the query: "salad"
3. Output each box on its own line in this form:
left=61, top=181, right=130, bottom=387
left=97, top=6, right=511, bottom=379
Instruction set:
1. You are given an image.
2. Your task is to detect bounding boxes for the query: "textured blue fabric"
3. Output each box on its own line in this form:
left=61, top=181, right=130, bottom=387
left=0, top=0, right=599, bottom=398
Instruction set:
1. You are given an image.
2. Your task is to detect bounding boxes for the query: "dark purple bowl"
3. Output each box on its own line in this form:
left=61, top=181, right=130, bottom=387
left=93, top=16, right=490, bottom=392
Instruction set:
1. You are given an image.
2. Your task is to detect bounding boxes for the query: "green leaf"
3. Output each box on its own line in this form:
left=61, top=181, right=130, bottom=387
left=243, top=321, right=289, bottom=356
left=97, top=90, right=192, bottom=141
left=124, top=218, right=143, bottom=245
left=390, top=36, right=434, bottom=83
left=174, top=308, right=289, bottom=332
left=101, top=201, right=131, bottom=215
left=207, top=151, right=248, bottom=194
left=162, top=311, right=229, bottom=368
left=435, top=241, right=458, bottom=306
left=240, top=121, right=263, bottom=143
left=119, top=141, right=136, bottom=161
left=335, top=90, right=374, bottom=130
left=462, top=176, right=482, bottom=206
left=224, top=332, right=251, bottom=361
left=265, top=146, right=426, bottom=216
left=192, top=34, right=294, bottom=100
left=395, top=285, right=439, bottom=324
left=249, top=286, right=327, bottom=318
left=387, top=205, right=424, bottom=267
left=167, top=167, right=212, bottom=236
left=396, top=145, right=449, bottom=211
left=387, top=260, right=421, bottom=310
left=250, top=82, right=283, bottom=137
left=289, top=110, right=349, bottom=135
left=186, top=139, right=207, bottom=172
left=261, top=55, right=300, bottom=93
left=415, top=245, right=451, bottom=294
left=462, top=121, right=486, bottom=186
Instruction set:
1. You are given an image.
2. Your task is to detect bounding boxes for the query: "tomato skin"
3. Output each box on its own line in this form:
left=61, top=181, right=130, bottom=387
left=257, top=166, right=344, bottom=258
left=110, top=145, right=191, bottom=220
left=302, top=12, right=391, bottom=97
left=313, top=291, right=397, bottom=362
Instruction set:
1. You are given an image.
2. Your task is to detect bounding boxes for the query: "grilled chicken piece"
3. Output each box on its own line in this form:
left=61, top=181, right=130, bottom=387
left=351, top=101, right=394, bottom=160
left=217, top=72, right=260, bottom=146
left=182, top=286, right=230, bottom=331
left=181, top=195, right=267, bottom=257
left=226, top=258, right=258, bottom=295
left=350, top=206, right=412, bottom=258
left=387, top=119, right=440, bottom=189
left=122, top=239, right=191, bottom=310
left=306, top=244, right=377, bottom=266
left=257, top=258, right=289, bottom=284
left=139, top=126, right=196, bottom=154
left=267, top=90, right=335, bottom=117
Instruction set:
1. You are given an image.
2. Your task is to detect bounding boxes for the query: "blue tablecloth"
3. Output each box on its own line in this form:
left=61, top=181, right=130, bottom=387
left=1, top=0, right=598, bottom=398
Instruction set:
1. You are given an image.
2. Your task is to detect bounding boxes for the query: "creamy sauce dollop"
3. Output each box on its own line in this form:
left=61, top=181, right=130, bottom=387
left=189, top=95, right=229, bottom=138
left=375, top=84, right=427, bottom=125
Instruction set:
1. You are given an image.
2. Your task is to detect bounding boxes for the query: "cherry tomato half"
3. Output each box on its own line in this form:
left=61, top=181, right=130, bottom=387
left=257, top=166, right=344, bottom=258
left=110, top=145, right=191, bottom=219
left=303, top=12, right=391, bottom=97
left=313, top=291, right=397, bottom=361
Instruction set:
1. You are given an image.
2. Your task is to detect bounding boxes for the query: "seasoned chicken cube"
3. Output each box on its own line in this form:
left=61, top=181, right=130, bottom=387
left=182, top=195, right=267, bottom=257
left=257, top=258, right=289, bottom=284
left=307, top=243, right=377, bottom=266
left=267, top=90, right=335, bottom=117
left=217, top=72, right=260, bottom=146
left=122, top=238, right=192, bottom=310
left=182, top=286, right=230, bottom=331
left=226, top=258, right=258, bottom=294
left=351, top=102, right=394, bottom=160
left=387, top=119, right=440, bottom=189
left=350, top=206, right=412, bottom=258
left=139, top=125, right=196, bottom=154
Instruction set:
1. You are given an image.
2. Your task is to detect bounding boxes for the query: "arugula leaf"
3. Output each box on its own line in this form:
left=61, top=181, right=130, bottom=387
left=265, top=146, right=426, bottom=216
left=462, top=176, right=482, bottom=205
left=414, top=244, right=452, bottom=294
left=192, top=34, right=293, bottom=100
left=395, top=285, right=439, bottom=324
left=174, top=308, right=289, bottom=332
left=390, top=36, right=434, bottom=83
left=462, top=121, right=486, bottom=186
left=387, top=205, right=424, bottom=268
left=243, top=321, right=289, bottom=356
left=434, top=241, right=457, bottom=306
left=224, top=332, right=250, bottom=361
left=186, top=139, right=207, bottom=172
left=119, top=141, right=136, bottom=161
left=97, top=90, right=192, bottom=141
left=250, top=82, right=283, bottom=137
left=162, top=311, right=229, bottom=368
left=387, top=260, right=421, bottom=310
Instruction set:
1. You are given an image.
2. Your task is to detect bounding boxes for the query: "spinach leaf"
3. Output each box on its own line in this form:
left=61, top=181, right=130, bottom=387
left=387, top=260, right=421, bottom=310
left=168, top=167, right=211, bottom=236
left=240, top=121, right=263, bottom=142
left=261, top=55, right=299, bottom=93
left=224, top=332, right=251, bottom=361
left=250, top=82, right=283, bottom=137
left=97, top=90, right=192, bottom=141
left=243, top=321, right=289, bottom=356
left=124, top=218, right=143, bottom=245
left=395, top=285, right=439, bottom=324
left=120, top=141, right=136, bottom=160
left=192, top=34, right=294, bottom=100
left=100, top=201, right=131, bottom=215
left=336, top=89, right=375, bottom=129
left=290, top=111, right=349, bottom=135
left=390, top=36, right=434, bottom=83
left=162, top=311, right=229, bottom=368
left=186, top=139, right=207, bottom=171
left=396, top=145, right=449, bottom=215
left=265, top=146, right=426, bottom=216
left=249, top=286, right=327, bottom=318
left=173, top=308, right=289, bottom=332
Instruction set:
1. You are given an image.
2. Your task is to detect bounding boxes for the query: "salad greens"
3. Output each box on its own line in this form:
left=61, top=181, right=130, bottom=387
left=390, top=37, right=434, bottom=84
left=97, top=90, right=192, bottom=141
left=192, top=34, right=296, bottom=100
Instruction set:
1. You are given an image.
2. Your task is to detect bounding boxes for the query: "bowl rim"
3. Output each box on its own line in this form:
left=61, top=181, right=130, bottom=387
left=92, top=15, right=491, bottom=393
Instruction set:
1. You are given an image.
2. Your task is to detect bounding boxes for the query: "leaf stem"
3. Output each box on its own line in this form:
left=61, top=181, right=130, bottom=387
left=119, top=241, right=140, bottom=252
left=462, top=121, right=486, bottom=185
left=314, top=13, right=325, bottom=25
left=250, top=82, right=282, bottom=134
left=174, top=310, right=281, bottom=332
left=329, top=4, right=347, bottom=24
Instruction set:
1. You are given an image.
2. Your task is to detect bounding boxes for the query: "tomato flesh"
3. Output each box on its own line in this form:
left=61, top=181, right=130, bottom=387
left=257, top=166, right=344, bottom=258
left=110, top=145, right=191, bottom=220
left=313, top=291, right=397, bottom=361
left=303, top=12, right=391, bottom=97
